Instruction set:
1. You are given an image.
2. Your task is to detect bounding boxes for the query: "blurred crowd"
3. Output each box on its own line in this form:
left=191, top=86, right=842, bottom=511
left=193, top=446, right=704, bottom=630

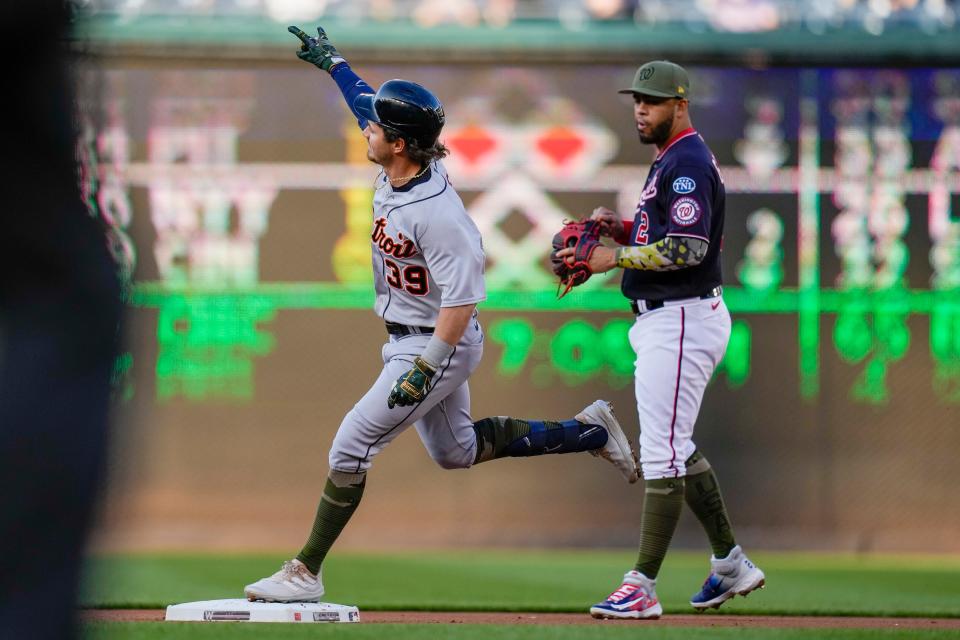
left=82, top=0, right=957, bottom=32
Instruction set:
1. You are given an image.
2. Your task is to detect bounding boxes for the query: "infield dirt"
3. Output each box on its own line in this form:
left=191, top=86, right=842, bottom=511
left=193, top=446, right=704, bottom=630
left=84, top=610, right=960, bottom=629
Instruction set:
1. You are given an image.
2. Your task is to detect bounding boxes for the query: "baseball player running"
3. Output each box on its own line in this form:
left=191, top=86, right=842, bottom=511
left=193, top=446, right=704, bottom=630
left=243, top=26, right=640, bottom=603
left=556, top=60, right=765, bottom=619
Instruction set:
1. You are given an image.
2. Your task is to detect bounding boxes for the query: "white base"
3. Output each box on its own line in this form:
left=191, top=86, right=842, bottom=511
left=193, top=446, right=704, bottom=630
left=164, top=599, right=360, bottom=623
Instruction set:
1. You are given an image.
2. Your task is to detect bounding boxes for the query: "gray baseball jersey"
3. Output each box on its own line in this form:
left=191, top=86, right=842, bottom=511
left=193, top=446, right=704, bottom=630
left=329, top=160, right=488, bottom=474
left=371, top=160, right=486, bottom=326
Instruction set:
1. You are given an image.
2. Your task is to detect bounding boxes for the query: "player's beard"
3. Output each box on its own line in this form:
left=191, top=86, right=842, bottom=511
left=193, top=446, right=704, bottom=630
left=638, top=117, right=673, bottom=146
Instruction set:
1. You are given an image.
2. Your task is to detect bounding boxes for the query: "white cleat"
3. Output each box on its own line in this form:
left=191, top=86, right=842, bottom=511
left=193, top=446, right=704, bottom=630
left=690, top=545, right=765, bottom=610
left=244, top=559, right=325, bottom=603
left=577, top=400, right=641, bottom=484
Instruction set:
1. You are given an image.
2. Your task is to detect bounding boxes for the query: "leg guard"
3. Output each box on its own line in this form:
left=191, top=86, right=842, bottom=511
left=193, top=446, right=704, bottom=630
left=472, top=416, right=608, bottom=464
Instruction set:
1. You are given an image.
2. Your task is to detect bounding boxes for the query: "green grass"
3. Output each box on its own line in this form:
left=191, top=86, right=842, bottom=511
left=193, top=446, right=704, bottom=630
left=81, top=550, right=960, bottom=618
left=81, top=623, right=960, bottom=640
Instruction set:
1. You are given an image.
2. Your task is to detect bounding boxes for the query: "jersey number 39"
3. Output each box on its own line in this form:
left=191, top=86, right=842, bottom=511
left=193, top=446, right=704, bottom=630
left=385, top=259, right=429, bottom=296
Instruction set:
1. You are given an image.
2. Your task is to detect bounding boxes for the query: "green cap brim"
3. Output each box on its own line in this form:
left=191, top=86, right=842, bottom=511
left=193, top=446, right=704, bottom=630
left=618, top=87, right=684, bottom=98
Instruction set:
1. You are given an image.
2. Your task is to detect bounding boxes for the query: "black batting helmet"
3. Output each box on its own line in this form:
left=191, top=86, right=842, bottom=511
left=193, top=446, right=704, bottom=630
left=354, top=79, right=445, bottom=148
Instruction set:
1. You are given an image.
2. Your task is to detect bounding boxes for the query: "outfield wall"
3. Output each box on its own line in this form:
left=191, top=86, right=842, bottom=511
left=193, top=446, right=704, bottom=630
left=85, top=53, right=960, bottom=553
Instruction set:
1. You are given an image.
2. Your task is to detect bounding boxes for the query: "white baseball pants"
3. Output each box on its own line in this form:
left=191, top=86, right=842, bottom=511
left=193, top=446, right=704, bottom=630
left=628, top=296, right=731, bottom=479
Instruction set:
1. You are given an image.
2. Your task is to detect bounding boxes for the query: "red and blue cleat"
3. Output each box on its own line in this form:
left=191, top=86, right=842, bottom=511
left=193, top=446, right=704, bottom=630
left=589, top=570, right=663, bottom=619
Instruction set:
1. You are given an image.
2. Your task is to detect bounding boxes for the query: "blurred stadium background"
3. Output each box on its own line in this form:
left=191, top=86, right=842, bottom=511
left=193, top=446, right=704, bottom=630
left=74, top=0, right=960, bottom=556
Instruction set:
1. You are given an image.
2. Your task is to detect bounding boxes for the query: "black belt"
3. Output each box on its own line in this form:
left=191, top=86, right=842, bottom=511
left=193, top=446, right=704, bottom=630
left=630, top=286, right=723, bottom=315
left=385, top=322, right=434, bottom=336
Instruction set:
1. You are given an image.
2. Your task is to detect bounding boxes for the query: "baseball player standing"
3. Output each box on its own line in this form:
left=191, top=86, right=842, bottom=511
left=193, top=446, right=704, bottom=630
left=557, top=60, right=765, bottom=619
left=243, top=26, right=640, bottom=603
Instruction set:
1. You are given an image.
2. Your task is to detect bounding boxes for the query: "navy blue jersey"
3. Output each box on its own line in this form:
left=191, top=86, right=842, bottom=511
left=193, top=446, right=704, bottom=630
left=621, top=129, right=725, bottom=301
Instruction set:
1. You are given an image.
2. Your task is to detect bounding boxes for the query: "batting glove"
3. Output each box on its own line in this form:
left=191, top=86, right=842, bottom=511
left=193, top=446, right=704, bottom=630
left=288, top=25, right=346, bottom=73
left=387, top=357, right=436, bottom=409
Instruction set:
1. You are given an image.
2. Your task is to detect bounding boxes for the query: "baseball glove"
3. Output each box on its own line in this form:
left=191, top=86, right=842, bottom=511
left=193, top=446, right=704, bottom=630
left=550, top=219, right=602, bottom=298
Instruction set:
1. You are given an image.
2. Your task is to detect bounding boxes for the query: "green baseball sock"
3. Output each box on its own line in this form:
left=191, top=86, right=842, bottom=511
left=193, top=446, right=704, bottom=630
left=683, top=450, right=736, bottom=558
left=634, top=477, right=684, bottom=578
left=296, top=470, right=366, bottom=576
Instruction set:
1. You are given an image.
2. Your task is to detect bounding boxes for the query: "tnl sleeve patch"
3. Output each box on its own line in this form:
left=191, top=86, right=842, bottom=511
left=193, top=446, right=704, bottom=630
left=670, top=196, right=702, bottom=226
left=672, top=176, right=696, bottom=194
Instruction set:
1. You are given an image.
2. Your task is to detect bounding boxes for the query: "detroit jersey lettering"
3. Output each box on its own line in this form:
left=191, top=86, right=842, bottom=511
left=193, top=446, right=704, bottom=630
left=621, top=128, right=725, bottom=302
left=371, top=160, right=486, bottom=327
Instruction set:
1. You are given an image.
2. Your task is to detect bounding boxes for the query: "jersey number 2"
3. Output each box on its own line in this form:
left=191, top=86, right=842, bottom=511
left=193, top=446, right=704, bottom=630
left=635, top=210, right=650, bottom=244
left=385, top=259, right=429, bottom=296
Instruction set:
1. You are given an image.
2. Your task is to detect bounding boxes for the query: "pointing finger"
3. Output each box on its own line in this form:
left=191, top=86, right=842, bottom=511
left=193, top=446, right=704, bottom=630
left=288, top=25, right=312, bottom=45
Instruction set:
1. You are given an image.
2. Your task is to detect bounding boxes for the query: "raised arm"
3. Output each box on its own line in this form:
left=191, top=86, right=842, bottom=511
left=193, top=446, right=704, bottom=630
left=288, top=25, right=376, bottom=130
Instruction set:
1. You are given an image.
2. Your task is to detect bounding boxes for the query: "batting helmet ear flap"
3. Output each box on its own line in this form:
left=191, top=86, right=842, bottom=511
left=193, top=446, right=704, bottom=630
left=354, top=93, right=377, bottom=125
left=355, top=93, right=407, bottom=143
